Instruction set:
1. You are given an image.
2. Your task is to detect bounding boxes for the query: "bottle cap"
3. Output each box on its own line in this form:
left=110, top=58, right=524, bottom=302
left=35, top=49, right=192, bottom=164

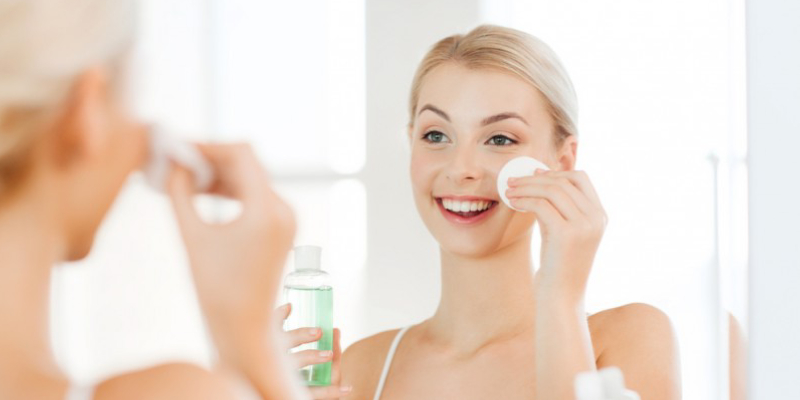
left=496, top=156, right=549, bottom=211
left=294, top=245, right=322, bottom=271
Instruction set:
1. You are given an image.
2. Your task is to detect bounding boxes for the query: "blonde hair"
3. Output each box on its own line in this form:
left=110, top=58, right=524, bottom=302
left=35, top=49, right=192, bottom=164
left=408, top=25, right=578, bottom=143
left=0, top=0, right=136, bottom=193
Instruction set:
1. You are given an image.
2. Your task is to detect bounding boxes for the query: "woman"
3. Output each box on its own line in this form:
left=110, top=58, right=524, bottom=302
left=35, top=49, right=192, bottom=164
left=341, top=25, right=681, bottom=399
left=0, top=1, right=305, bottom=399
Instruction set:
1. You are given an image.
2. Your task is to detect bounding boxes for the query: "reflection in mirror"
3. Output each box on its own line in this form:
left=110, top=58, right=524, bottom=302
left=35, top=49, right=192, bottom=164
left=350, top=1, right=749, bottom=400
left=40, top=0, right=748, bottom=399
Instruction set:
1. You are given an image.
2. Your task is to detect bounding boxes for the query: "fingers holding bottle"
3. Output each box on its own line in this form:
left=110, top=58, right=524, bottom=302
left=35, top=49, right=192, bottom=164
left=308, top=329, right=351, bottom=399
left=278, top=303, right=350, bottom=399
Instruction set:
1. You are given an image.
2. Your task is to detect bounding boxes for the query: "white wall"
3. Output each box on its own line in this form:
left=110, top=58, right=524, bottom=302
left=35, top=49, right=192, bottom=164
left=747, top=0, right=800, bottom=398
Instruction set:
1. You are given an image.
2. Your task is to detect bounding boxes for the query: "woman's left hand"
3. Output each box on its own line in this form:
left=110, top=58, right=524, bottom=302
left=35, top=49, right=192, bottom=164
left=505, top=169, right=607, bottom=298
left=276, top=304, right=351, bottom=399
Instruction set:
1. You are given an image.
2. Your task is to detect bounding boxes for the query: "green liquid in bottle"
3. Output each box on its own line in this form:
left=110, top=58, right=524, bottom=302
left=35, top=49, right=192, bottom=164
left=284, top=286, right=333, bottom=386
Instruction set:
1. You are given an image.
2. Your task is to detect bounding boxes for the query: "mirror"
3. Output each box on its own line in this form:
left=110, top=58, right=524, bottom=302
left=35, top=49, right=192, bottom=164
left=50, top=0, right=748, bottom=398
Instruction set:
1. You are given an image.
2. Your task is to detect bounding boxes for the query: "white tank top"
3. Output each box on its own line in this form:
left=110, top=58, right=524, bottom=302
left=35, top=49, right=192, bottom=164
left=372, top=326, right=411, bottom=400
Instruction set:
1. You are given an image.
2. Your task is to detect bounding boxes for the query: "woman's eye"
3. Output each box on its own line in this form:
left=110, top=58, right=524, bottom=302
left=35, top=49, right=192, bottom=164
left=487, top=135, right=517, bottom=146
left=422, top=130, right=449, bottom=143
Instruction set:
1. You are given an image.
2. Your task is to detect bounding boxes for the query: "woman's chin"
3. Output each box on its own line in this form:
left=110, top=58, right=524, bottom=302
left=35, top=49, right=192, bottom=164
left=437, top=237, right=503, bottom=259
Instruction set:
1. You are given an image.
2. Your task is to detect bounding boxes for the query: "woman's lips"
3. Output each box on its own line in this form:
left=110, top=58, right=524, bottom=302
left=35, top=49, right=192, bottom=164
left=435, top=197, right=499, bottom=225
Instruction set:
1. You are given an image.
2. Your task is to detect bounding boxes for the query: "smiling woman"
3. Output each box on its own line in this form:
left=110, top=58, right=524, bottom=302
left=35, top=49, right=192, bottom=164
left=340, top=25, right=680, bottom=400
left=409, top=60, right=567, bottom=258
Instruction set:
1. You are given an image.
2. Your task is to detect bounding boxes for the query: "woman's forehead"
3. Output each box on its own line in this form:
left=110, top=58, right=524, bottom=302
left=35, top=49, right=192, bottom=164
left=416, top=63, right=551, bottom=126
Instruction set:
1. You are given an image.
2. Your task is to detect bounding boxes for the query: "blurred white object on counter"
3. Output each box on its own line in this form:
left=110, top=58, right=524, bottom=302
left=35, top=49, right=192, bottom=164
left=575, top=367, right=640, bottom=400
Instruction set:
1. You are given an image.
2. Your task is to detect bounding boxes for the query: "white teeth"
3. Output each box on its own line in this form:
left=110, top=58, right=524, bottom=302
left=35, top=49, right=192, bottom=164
left=441, top=199, right=493, bottom=213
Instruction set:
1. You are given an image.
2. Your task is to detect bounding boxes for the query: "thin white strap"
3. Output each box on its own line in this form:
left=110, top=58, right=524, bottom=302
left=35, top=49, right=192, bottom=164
left=65, top=385, right=94, bottom=400
left=372, top=326, right=411, bottom=400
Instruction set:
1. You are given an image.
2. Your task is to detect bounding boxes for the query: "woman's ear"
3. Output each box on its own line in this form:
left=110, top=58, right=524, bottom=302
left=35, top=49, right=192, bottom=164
left=48, top=67, right=112, bottom=169
left=556, top=134, right=577, bottom=171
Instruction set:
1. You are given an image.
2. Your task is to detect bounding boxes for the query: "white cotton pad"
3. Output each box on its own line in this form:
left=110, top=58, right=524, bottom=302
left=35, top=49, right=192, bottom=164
left=144, top=126, right=214, bottom=192
left=497, top=156, right=549, bottom=211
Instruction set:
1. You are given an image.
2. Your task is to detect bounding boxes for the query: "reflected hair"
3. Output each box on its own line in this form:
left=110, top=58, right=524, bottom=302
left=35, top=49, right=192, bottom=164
left=408, top=25, right=578, bottom=144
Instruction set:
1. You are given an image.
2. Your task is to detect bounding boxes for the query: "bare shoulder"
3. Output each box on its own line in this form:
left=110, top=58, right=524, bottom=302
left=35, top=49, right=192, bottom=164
left=588, top=303, right=681, bottom=400
left=589, top=303, right=674, bottom=347
left=588, top=302, right=677, bottom=362
left=341, top=328, right=404, bottom=400
left=95, top=362, right=233, bottom=400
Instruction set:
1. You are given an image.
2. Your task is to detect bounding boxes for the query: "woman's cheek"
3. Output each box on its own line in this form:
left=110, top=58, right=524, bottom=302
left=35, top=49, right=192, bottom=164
left=409, top=150, right=441, bottom=192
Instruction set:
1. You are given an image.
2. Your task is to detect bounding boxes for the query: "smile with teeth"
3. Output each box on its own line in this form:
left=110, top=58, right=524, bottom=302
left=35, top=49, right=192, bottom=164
left=438, top=198, right=497, bottom=217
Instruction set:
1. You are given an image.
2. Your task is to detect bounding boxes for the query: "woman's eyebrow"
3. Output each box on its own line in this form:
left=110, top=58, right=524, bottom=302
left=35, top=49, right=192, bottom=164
left=418, top=105, right=529, bottom=127
left=481, top=112, right=529, bottom=126
left=418, top=104, right=450, bottom=121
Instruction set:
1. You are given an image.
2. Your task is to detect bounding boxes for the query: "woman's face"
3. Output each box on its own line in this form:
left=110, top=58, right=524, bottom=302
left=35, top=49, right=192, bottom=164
left=409, top=62, right=568, bottom=258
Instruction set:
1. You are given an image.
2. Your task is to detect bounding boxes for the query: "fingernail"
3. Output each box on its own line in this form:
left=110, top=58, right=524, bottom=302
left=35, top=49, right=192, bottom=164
left=308, top=328, right=321, bottom=336
left=319, top=350, right=333, bottom=358
left=340, top=385, right=353, bottom=393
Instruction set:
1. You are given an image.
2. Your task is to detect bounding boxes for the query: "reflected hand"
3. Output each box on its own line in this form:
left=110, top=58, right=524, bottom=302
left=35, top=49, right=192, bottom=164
left=505, top=169, right=607, bottom=298
left=277, top=303, right=351, bottom=399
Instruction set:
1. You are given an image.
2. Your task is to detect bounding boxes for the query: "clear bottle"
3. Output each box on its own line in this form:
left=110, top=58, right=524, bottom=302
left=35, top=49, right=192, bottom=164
left=283, top=245, right=333, bottom=386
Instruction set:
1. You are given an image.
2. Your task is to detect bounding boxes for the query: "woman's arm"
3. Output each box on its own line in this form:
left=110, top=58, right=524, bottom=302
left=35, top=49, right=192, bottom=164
left=94, top=363, right=235, bottom=400
left=508, top=170, right=681, bottom=399
left=533, top=278, right=597, bottom=399
left=506, top=169, right=606, bottom=399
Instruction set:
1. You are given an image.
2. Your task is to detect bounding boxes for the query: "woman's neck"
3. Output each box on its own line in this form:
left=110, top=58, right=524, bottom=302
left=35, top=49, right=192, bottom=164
left=0, top=183, right=65, bottom=377
left=425, top=233, right=537, bottom=354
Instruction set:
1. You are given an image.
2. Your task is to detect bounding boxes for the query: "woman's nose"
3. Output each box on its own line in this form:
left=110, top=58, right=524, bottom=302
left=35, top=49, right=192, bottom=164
left=446, top=146, right=485, bottom=184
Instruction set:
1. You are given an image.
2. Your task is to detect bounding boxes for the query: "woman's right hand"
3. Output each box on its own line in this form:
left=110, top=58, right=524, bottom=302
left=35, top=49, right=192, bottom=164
left=168, top=143, right=296, bottom=368
left=277, top=303, right=352, bottom=399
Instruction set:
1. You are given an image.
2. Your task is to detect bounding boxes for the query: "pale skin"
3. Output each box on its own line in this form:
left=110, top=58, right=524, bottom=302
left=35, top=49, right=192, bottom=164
left=277, top=303, right=351, bottom=399
left=0, top=67, right=308, bottom=399
left=340, top=63, right=681, bottom=399
left=729, top=313, right=746, bottom=400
